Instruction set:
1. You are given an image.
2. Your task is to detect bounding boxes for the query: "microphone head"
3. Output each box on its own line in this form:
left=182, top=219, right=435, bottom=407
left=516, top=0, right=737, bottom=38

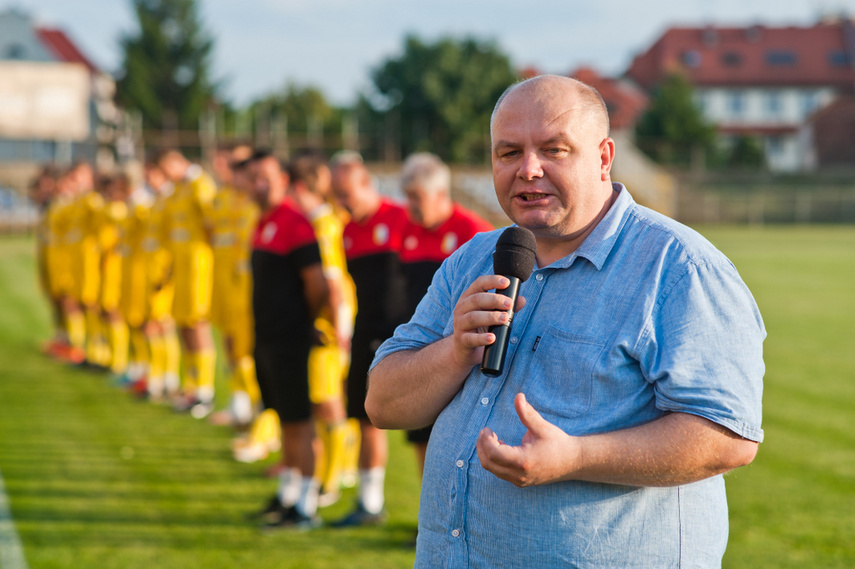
left=493, top=226, right=536, bottom=281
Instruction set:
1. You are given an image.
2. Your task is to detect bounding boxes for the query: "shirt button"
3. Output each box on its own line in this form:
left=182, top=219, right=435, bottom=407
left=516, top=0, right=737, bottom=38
left=456, top=460, right=464, bottom=468
left=480, top=397, right=489, bottom=406
left=452, top=529, right=461, bottom=538
left=510, top=337, right=518, bottom=345
left=535, top=273, right=544, bottom=281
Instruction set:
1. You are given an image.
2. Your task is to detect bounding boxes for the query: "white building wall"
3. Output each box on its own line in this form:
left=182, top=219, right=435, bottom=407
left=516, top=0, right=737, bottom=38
left=694, top=86, right=837, bottom=171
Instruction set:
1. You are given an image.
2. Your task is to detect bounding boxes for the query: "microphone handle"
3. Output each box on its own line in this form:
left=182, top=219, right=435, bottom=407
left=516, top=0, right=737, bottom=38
left=480, top=276, right=521, bottom=376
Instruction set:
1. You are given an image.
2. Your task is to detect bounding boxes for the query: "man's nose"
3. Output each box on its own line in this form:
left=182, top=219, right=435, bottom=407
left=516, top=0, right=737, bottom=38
left=518, top=152, right=543, bottom=180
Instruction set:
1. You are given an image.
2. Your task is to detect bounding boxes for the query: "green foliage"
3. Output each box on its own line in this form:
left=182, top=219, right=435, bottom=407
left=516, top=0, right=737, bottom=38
left=361, top=34, right=518, bottom=164
left=251, top=83, right=345, bottom=143
left=117, top=0, right=217, bottom=131
left=635, top=74, right=716, bottom=166
left=725, top=135, right=766, bottom=169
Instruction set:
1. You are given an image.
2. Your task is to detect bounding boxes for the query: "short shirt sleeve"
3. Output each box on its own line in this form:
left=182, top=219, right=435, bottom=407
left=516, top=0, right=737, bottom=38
left=638, top=259, right=766, bottom=442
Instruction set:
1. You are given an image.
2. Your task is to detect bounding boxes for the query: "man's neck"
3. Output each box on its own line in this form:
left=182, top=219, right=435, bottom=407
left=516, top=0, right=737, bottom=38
left=353, top=194, right=382, bottom=223
left=533, top=187, right=618, bottom=267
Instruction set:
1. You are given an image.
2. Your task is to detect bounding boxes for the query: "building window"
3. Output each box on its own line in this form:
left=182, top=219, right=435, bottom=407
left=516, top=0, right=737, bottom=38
left=766, top=50, right=797, bottom=66
left=828, top=51, right=849, bottom=67
left=721, top=52, right=742, bottom=67
left=767, top=136, right=783, bottom=156
left=765, top=91, right=781, bottom=117
left=800, top=91, right=818, bottom=116
left=728, top=91, right=745, bottom=117
left=681, top=50, right=702, bottom=68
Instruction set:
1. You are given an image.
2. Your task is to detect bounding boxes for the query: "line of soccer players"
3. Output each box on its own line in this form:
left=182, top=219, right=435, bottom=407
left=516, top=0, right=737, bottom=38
left=30, top=147, right=492, bottom=531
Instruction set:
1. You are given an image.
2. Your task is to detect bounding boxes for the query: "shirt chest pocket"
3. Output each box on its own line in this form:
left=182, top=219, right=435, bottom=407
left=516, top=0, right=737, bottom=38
left=519, top=326, right=604, bottom=421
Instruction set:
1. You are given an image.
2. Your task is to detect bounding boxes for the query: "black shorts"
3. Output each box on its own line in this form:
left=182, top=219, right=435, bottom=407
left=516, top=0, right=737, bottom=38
left=346, top=330, right=387, bottom=420
left=254, top=337, right=312, bottom=423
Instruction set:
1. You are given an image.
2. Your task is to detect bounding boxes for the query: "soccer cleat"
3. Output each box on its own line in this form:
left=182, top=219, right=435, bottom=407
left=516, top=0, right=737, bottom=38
left=262, top=505, right=321, bottom=531
left=330, top=503, right=387, bottom=528
left=189, top=401, right=214, bottom=419
left=232, top=438, right=280, bottom=463
left=246, top=494, right=284, bottom=521
left=317, top=488, right=341, bottom=509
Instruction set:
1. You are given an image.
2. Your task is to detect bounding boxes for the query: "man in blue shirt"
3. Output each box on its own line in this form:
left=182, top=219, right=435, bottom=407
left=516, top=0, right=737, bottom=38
left=366, top=75, right=765, bottom=568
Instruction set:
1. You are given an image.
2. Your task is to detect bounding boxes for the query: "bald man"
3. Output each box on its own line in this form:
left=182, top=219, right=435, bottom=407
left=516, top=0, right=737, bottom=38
left=366, top=75, right=765, bottom=567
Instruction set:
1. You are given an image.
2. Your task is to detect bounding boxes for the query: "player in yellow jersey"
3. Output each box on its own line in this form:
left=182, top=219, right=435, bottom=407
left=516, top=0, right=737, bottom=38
left=68, top=162, right=108, bottom=368
left=142, top=162, right=181, bottom=400
left=44, top=168, right=86, bottom=364
left=119, top=172, right=154, bottom=394
left=208, top=148, right=262, bottom=429
left=157, top=149, right=217, bottom=417
left=97, top=173, right=131, bottom=376
left=285, top=151, right=357, bottom=507
left=30, top=165, right=66, bottom=354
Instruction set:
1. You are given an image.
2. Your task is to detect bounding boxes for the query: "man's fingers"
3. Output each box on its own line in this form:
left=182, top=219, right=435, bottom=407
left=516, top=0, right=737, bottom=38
left=514, top=393, right=550, bottom=437
left=477, top=427, right=520, bottom=467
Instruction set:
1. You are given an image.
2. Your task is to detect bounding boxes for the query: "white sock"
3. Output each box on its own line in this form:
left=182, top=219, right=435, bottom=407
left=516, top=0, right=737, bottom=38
left=230, top=391, right=253, bottom=425
left=296, top=477, right=320, bottom=518
left=359, top=467, right=385, bottom=514
left=277, top=467, right=301, bottom=507
left=164, top=372, right=180, bottom=394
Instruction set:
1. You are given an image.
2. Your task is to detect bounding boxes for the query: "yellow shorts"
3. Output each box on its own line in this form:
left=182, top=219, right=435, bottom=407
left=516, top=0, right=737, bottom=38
left=121, top=254, right=148, bottom=328
left=171, top=244, right=213, bottom=327
left=73, top=239, right=100, bottom=306
left=100, top=252, right=122, bottom=312
left=47, top=245, right=74, bottom=297
left=209, top=260, right=232, bottom=329
left=308, top=321, right=347, bottom=404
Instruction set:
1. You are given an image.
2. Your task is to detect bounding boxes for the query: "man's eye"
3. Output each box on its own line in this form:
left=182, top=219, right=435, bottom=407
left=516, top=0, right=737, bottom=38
left=501, top=150, right=520, bottom=158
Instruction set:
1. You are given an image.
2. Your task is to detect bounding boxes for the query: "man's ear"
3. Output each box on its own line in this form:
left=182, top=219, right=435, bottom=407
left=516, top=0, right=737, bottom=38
left=600, top=138, right=616, bottom=181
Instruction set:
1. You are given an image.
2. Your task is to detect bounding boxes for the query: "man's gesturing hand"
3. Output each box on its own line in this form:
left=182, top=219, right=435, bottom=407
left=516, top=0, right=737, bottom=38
left=476, top=393, right=581, bottom=487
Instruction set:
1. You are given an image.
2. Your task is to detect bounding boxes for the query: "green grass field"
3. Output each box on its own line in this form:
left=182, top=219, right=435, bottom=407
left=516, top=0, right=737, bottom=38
left=1, top=227, right=854, bottom=568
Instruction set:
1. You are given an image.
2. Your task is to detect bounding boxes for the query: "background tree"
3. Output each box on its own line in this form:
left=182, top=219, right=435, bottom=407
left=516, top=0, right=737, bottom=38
left=726, top=135, right=766, bottom=169
left=250, top=83, right=344, bottom=151
left=635, top=73, right=716, bottom=167
left=117, top=0, right=217, bottom=134
left=361, top=34, right=518, bottom=164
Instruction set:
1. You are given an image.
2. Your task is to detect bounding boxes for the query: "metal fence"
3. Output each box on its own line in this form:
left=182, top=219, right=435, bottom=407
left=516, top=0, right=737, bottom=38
left=677, top=189, right=855, bottom=225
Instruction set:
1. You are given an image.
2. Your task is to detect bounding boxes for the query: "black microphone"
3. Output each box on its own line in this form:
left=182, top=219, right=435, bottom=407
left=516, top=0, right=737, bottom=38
left=481, top=226, right=536, bottom=376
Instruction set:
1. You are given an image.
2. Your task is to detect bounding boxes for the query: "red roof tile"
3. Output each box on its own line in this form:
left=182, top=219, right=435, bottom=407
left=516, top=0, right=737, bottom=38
left=571, top=67, right=649, bottom=130
left=627, top=20, right=855, bottom=91
left=35, top=27, right=97, bottom=73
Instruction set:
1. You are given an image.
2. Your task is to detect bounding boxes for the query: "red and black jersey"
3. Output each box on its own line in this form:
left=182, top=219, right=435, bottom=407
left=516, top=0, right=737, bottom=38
left=342, top=198, right=409, bottom=333
left=400, top=204, right=492, bottom=318
left=251, top=200, right=321, bottom=340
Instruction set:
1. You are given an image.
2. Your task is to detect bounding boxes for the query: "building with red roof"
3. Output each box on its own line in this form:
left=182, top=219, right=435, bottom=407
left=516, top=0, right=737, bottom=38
left=626, top=17, right=855, bottom=171
left=0, top=8, right=119, bottom=179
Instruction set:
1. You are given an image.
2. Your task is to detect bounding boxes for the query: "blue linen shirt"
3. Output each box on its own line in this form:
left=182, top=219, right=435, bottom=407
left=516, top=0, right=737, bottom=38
left=371, top=184, right=765, bottom=568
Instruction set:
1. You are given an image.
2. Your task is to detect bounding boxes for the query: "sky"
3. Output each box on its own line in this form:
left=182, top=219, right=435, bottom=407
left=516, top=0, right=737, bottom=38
left=5, top=0, right=852, bottom=106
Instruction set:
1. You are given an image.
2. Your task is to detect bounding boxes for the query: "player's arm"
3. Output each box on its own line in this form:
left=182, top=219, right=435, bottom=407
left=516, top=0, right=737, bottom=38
left=476, top=395, right=758, bottom=488
left=366, top=274, right=525, bottom=430
left=299, top=262, right=330, bottom=324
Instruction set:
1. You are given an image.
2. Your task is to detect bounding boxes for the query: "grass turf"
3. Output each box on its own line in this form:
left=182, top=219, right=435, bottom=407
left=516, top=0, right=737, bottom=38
left=1, top=226, right=854, bottom=568
left=0, top=235, right=420, bottom=569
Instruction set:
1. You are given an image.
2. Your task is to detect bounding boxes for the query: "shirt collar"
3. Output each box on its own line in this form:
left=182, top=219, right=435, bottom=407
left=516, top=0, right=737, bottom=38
left=543, top=182, right=634, bottom=271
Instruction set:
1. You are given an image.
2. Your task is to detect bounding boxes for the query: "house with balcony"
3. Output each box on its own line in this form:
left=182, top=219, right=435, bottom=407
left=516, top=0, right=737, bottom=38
left=626, top=17, right=855, bottom=171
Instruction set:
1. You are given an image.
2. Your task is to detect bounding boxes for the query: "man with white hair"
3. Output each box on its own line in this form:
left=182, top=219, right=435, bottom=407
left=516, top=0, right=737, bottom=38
left=399, top=152, right=491, bottom=476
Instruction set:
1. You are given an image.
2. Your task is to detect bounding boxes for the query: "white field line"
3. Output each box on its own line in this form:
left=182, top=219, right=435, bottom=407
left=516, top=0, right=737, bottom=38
left=0, top=468, right=29, bottom=569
